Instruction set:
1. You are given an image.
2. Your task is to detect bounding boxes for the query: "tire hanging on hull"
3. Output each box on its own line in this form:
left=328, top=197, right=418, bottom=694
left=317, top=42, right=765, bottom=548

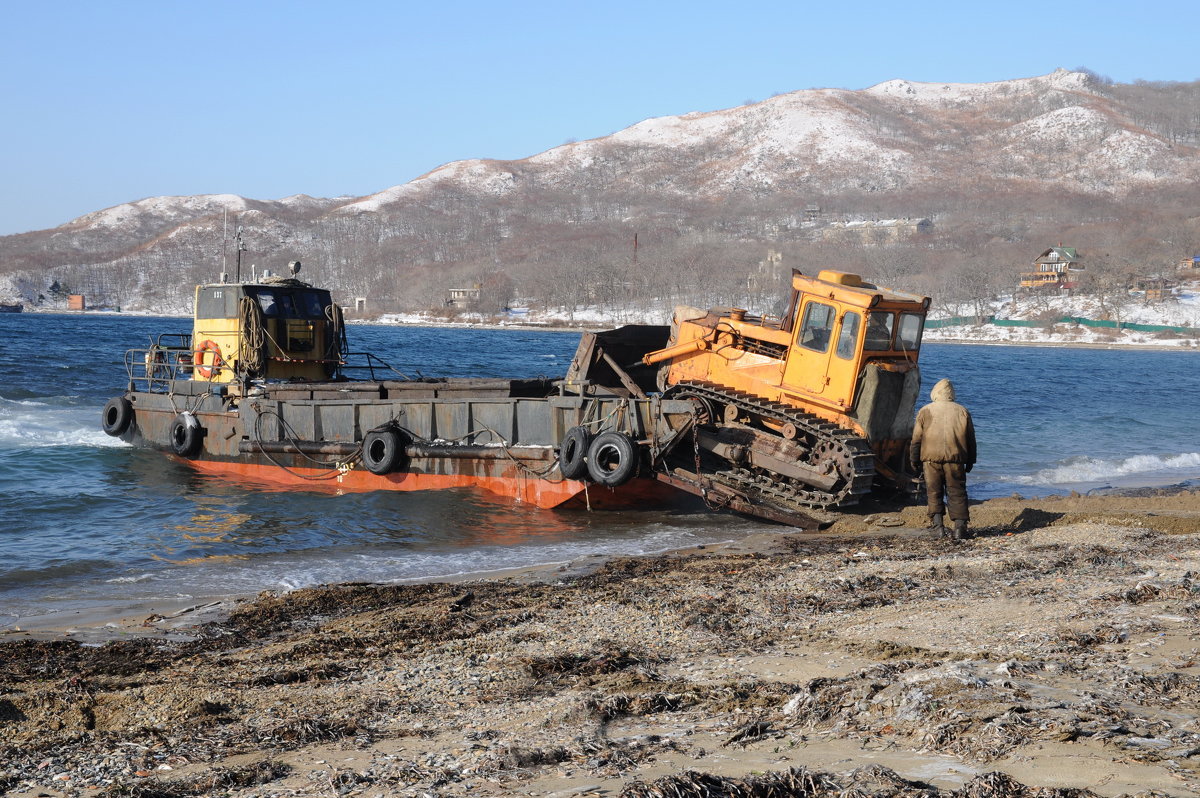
left=586, top=431, right=640, bottom=487
left=169, top=413, right=203, bottom=458
left=557, top=426, right=592, bottom=481
left=362, top=427, right=409, bottom=475
left=101, top=397, right=133, bottom=436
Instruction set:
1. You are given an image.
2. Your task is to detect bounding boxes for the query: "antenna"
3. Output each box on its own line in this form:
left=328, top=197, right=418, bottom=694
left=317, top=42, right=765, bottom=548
left=234, top=226, right=247, bottom=282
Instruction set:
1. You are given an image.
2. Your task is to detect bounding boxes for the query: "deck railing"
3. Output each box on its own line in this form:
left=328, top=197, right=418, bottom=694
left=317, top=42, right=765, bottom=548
left=124, top=338, right=412, bottom=392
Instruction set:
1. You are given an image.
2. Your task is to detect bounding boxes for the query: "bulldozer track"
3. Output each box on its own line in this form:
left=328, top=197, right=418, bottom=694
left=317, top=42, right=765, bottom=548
left=666, top=380, right=875, bottom=510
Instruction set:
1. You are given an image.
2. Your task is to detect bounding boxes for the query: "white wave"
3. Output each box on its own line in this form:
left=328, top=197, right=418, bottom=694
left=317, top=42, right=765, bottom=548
left=1013, top=452, right=1200, bottom=485
left=89, top=524, right=731, bottom=594
left=105, top=573, right=155, bottom=584
left=7, top=520, right=748, bottom=622
left=0, top=402, right=126, bottom=449
left=246, top=527, right=730, bottom=593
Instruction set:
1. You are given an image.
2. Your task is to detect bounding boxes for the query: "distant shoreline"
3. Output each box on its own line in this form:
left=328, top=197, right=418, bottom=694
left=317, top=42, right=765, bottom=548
left=925, top=336, right=1200, bottom=352
left=12, top=311, right=1199, bottom=352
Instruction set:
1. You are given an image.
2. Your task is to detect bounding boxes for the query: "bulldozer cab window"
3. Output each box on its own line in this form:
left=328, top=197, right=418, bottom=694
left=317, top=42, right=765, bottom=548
left=865, top=311, right=894, bottom=350
left=898, top=312, right=924, bottom=351
left=835, top=311, right=861, bottom=360
left=799, top=302, right=835, bottom=352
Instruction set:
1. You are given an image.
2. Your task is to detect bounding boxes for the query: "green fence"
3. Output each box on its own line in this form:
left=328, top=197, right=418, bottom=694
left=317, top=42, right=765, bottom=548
left=926, top=316, right=994, bottom=328
left=927, top=315, right=1200, bottom=335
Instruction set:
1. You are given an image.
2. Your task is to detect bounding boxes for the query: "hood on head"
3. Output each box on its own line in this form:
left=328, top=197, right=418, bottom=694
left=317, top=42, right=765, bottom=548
left=931, top=378, right=955, bottom=402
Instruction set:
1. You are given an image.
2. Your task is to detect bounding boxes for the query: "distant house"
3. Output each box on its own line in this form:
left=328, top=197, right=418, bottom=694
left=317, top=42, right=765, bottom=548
left=1019, top=247, right=1084, bottom=290
left=1129, top=274, right=1174, bottom=302
left=445, top=284, right=481, bottom=309
left=68, top=294, right=87, bottom=311
left=1178, top=256, right=1200, bottom=272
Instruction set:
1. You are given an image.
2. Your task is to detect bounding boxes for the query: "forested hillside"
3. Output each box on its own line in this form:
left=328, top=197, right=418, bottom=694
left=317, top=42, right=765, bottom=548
left=2, top=69, right=1198, bottom=318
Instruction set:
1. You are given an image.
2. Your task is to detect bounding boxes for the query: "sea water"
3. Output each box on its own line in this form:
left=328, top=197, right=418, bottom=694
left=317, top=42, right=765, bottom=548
left=1, top=313, right=1198, bottom=627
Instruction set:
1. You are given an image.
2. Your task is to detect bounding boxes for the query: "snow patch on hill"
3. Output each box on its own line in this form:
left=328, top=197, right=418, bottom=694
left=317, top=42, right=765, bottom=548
left=1005, top=106, right=1113, bottom=143
left=1084, top=131, right=1173, bottom=179
left=867, top=68, right=1093, bottom=106
left=337, top=183, right=420, bottom=213
left=988, top=104, right=1187, bottom=188
left=73, top=194, right=249, bottom=230
left=338, top=160, right=520, bottom=213
left=524, top=87, right=918, bottom=193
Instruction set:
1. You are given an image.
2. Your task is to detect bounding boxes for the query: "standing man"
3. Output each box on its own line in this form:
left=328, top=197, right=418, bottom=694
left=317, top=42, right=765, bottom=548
left=910, top=378, right=977, bottom=541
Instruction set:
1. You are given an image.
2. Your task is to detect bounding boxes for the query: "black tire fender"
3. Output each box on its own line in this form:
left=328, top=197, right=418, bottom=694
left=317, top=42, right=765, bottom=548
left=586, top=431, right=639, bottom=487
left=558, top=426, right=592, bottom=480
left=362, top=427, right=408, bottom=475
left=101, top=396, right=134, bottom=437
left=169, top=413, right=203, bottom=458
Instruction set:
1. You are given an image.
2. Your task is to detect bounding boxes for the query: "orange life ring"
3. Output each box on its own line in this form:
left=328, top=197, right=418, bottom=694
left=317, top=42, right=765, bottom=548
left=193, top=340, right=224, bottom=378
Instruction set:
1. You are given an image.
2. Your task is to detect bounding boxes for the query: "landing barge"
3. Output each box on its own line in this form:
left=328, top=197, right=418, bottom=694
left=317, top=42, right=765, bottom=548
left=102, top=264, right=930, bottom=528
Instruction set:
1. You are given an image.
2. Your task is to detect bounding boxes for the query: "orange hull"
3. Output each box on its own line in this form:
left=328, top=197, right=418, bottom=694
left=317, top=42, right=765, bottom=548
left=178, top=455, right=680, bottom=511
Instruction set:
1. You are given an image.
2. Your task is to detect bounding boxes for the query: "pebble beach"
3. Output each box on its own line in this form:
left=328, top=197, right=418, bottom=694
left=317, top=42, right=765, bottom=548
left=4, top=488, right=1200, bottom=797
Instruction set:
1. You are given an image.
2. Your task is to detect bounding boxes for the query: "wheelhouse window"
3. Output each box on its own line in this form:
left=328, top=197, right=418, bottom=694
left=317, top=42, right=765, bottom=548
left=897, top=312, right=924, bottom=351
left=251, top=289, right=329, bottom=319
left=298, top=292, right=325, bottom=317
left=798, top=302, right=835, bottom=353
left=835, top=311, right=861, bottom=360
left=256, top=290, right=280, bottom=317
left=865, top=311, right=894, bottom=350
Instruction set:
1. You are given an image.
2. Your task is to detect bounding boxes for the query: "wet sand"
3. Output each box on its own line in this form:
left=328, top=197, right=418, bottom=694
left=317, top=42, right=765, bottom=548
left=3, top=489, right=1200, bottom=797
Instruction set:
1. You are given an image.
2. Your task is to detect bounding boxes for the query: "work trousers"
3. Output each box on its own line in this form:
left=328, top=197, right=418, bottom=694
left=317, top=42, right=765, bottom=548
left=923, top=461, right=969, bottom=522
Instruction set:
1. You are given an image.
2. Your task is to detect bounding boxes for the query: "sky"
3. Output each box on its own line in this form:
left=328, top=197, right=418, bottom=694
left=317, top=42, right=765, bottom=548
left=1, top=0, right=1198, bottom=236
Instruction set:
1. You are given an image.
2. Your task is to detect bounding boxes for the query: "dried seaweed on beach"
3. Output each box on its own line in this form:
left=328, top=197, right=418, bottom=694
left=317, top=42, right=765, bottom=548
left=100, top=760, right=292, bottom=797
left=4, top=503, right=1200, bottom=796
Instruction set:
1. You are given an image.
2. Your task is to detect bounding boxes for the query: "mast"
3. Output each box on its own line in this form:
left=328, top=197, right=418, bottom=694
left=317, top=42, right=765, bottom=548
left=234, top=226, right=246, bottom=283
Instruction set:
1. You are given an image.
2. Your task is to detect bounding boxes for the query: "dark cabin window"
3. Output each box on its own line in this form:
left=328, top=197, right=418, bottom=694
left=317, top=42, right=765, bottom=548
left=865, top=311, right=895, bottom=350
left=256, top=290, right=279, bottom=317
left=299, top=292, right=325, bottom=317
left=835, top=311, right=861, bottom=360
left=799, top=302, right=835, bottom=353
left=898, top=312, right=924, bottom=351
left=253, top=289, right=328, bottom=319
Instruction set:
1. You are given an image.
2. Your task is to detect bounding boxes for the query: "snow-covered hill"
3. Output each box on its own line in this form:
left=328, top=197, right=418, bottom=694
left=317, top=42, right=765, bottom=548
left=2, top=70, right=1198, bottom=316
left=340, top=68, right=1196, bottom=208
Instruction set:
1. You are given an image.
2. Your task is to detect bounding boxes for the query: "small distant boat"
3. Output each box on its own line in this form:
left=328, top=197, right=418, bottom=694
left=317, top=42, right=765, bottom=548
left=0, top=303, right=23, bottom=313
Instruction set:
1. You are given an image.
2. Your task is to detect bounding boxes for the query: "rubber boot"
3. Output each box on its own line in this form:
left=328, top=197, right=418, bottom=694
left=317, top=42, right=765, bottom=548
left=952, top=519, right=968, bottom=541
left=929, top=513, right=945, bottom=538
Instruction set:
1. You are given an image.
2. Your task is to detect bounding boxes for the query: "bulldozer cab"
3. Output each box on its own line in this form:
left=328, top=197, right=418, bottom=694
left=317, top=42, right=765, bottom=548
left=781, top=270, right=928, bottom=414
left=640, top=268, right=929, bottom=495
left=191, top=279, right=344, bottom=384
left=644, top=268, right=928, bottom=445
